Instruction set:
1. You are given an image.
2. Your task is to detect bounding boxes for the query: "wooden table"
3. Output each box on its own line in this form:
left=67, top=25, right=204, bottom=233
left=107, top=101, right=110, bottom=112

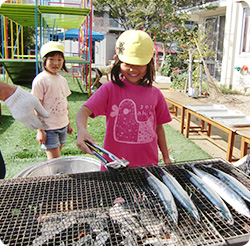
left=185, top=108, right=238, bottom=162
left=160, top=89, right=250, bottom=161
left=161, top=89, right=203, bottom=134
left=236, top=128, right=250, bottom=157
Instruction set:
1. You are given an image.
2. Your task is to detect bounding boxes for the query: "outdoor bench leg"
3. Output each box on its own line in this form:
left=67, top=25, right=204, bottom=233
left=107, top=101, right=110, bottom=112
left=174, top=106, right=178, bottom=117
left=207, top=123, right=211, bottom=137
left=241, top=137, right=248, bottom=157
left=201, top=120, right=205, bottom=131
left=226, top=131, right=235, bottom=162
left=180, top=107, right=185, bottom=134
left=185, top=111, right=191, bottom=138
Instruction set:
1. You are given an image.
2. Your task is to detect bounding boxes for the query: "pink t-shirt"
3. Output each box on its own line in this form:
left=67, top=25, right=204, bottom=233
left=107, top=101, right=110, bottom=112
left=31, top=71, right=71, bottom=130
left=84, top=78, right=172, bottom=169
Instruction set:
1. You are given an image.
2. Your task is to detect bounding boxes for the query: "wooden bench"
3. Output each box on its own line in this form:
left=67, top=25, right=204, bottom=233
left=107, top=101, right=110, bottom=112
left=185, top=108, right=239, bottom=162
left=235, top=128, right=250, bottom=157
left=161, top=89, right=203, bottom=134
left=160, top=89, right=250, bottom=162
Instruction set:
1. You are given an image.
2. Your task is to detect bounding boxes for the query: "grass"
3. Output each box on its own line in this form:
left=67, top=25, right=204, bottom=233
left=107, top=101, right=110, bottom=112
left=218, top=84, right=242, bottom=95
left=0, top=74, right=211, bottom=179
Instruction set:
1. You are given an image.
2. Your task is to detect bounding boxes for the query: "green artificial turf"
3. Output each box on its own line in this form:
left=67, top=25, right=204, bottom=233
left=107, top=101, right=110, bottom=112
left=0, top=74, right=211, bottom=178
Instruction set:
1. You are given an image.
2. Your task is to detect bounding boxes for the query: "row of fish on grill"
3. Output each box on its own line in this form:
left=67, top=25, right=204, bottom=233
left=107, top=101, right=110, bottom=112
left=144, top=164, right=250, bottom=225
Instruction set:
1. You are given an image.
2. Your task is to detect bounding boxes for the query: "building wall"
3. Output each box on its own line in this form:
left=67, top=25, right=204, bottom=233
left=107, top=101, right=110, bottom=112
left=60, top=32, right=116, bottom=66
left=229, top=1, right=250, bottom=93
left=189, top=0, right=250, bottom=94
left=64, top=40, right=79, bottom=57
left=220, top=1, right=238, bottom=90
left=94, top=33, right=116, bottom=65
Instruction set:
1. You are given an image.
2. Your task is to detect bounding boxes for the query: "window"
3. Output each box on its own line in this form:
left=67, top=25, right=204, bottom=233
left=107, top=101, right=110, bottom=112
left=242, top=7, right=250, bottom=53
left=204, top=15, right=225, bottom=79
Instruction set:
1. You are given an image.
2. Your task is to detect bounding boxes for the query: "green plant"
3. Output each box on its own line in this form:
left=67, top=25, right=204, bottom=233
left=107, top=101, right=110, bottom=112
left=160, top=55, right=173, bottom=77
left=170, top=72, right=187, bottom=90
left=191, top=66, right=210, bottom=93
left=218, top=84, right=242, bottom=95
left=160, top=54, right=186, bottom=77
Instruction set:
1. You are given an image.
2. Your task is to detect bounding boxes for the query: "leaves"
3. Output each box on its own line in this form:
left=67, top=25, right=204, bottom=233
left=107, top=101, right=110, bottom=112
left=93, top=0, right=219, bottom=91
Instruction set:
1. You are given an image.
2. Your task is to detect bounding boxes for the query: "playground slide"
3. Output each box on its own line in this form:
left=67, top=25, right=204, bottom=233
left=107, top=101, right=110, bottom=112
left=0, top=59, right=42, bottom=85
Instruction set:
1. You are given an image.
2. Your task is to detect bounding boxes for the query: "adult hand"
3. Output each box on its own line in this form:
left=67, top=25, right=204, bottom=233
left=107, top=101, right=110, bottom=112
left=4, top=87, right=49, bottom=130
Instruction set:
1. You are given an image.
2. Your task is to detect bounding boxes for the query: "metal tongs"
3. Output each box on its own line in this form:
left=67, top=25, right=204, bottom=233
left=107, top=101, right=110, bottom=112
left=85, top=141, right=130, bottom=171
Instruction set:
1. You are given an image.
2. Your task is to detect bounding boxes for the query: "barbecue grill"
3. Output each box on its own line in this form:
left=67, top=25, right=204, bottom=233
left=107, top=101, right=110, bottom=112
left=0, top=158, right=249, bottom=245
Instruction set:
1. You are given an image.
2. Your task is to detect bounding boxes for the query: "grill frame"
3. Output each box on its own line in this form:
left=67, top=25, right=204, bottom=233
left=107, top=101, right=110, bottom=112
left=0, top=158, right=249, bottom=245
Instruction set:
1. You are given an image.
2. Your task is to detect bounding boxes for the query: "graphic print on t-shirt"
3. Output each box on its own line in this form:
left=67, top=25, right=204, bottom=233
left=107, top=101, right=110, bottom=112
left=110, top=99, right=155, bottom=144
left=49, top=90, right=67, bottom=115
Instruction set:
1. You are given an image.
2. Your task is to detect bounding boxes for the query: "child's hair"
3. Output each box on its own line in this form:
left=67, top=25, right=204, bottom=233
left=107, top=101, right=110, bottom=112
left=111, top=57, right=155, bottom=87
left=42, top=51, right=69, bottom=73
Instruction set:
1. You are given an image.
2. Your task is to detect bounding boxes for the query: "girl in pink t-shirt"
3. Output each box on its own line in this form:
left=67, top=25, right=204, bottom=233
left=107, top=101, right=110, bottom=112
left=76, top=30, right=172, bottom=169
left=32, top=41, right=73, bottom=160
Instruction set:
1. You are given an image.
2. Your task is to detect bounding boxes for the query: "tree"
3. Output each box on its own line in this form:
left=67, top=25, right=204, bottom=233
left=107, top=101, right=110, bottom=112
left=93, top=0, right=220, bottom=94
left=148, top=1, right=189, bottom=69
left=194, top=34, right=222, bottom=98
left=93, top=0, right=190, bottom=69
left=173, top=23, right=221, bottom=97
left=93, top=0, right=218, bottom=31
left=93, top=0, right=155, bottom=30
left=93, top=0, right=216, bottom=67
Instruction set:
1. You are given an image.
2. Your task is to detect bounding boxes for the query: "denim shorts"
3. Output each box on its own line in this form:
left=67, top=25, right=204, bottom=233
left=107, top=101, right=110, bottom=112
left=41, top=126, right=67, bottom=150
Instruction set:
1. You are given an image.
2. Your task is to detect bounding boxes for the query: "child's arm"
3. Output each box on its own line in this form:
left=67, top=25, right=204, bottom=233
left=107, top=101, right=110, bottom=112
left=36, top=129, right=46, bottom=145
left=66, top=104, right=73, bottom=135
left=157, top=124, right=172, bottom=165
left=75, top=105, right=98, bottom=155
left=35, top=99, right=47, bottom=144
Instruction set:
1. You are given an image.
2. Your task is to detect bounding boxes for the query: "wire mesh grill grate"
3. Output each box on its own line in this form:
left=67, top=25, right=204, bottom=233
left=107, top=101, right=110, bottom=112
left=0, top=158, right=249, bottom=245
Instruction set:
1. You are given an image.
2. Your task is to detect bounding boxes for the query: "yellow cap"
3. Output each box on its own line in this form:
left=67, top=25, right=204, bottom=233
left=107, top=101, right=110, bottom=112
left=115, top=30, right=154, bottom=66
left=40, top=41, right=65, bottom=58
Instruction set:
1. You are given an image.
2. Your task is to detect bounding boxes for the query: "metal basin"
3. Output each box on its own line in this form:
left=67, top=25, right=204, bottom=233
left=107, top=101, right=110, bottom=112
left=13, top=156, right=101, bottom=178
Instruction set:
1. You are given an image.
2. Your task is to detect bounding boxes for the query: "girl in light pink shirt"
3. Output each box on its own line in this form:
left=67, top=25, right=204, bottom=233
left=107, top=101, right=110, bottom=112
left=76, top=30, right=172, bottom=169
left=32, top=41, right=73, bottom=160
